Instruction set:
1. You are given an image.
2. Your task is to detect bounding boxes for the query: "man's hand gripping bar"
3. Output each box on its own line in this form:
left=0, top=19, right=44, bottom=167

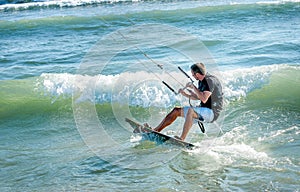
left=162, top=66, right=194, bottom=95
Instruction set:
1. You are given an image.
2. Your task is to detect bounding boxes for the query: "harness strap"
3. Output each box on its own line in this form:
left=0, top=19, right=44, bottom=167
left=198, top=121, right=205, bottom=133
left=189, top=97, right=206, bottom=133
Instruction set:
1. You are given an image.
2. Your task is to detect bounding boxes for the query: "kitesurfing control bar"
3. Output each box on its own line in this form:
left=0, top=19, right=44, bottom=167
left=162, top=66, right=196, bottom=95
left=178, top=66, right=194, bottom=83
left=162, top=81, right=177, bottom=95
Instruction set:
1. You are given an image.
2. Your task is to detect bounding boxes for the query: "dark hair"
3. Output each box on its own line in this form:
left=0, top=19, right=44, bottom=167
left=191, top=63, right=206, bottom=75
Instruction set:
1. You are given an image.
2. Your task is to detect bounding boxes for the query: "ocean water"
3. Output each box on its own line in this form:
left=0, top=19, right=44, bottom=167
left=1, top=0, right=299, bottom=191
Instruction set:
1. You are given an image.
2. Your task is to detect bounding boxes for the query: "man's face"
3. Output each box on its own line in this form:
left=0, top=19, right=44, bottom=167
left=191, top=70, right=204, bottom=81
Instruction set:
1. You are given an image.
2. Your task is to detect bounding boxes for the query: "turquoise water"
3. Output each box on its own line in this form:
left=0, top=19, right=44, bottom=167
left=1, top=0, right=299, bottom=191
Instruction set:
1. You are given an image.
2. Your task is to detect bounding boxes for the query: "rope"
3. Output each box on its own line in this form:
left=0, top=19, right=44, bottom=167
left=98, top=16, right=185, bottom=89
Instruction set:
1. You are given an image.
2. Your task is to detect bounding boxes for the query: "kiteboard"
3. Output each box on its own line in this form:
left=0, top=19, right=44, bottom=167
left=125, top=118, right=196, bottom=150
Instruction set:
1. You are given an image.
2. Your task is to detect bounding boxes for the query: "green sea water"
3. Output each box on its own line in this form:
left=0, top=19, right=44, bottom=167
left=0, top=0, right=299, bottom=191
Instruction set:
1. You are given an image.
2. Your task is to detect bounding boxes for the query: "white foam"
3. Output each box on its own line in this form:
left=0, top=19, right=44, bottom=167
left=220, top=64, right=287, bottom=101
left=0, top=0, right=139, bottom=11
left=130, top=135, right=142, bottom=143
left=188, top=126, right=273, bottom=172
left=37, top=64, right=292, bottom=106
left=257, top=0, right=300, bottom=5
left=258, top=125, right=299, bottom=142
left=38, top=73, right=75, bottom=100
left=38, top=71, right=187, bottom=107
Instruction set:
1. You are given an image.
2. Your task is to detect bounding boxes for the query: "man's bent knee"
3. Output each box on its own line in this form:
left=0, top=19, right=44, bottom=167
left=186, top=107, right=198, bottom=118
left=171, top=107, right=184, bottom=117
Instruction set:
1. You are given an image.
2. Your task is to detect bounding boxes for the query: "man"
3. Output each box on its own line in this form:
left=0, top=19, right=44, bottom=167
left=153, top=63, right=223, bottom=141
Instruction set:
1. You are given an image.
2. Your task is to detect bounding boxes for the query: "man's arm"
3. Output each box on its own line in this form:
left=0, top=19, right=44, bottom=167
left=178, top=83, right=211, bottom=103
left=186, top=83, right=212, bottom=103
left=178, top=88, right=198, bottom=100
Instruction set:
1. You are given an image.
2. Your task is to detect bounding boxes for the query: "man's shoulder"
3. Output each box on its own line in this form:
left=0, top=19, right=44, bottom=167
left=206, top=73, right=218, bottom=79
left=205, top=73, right=223, bottom=92
left=206, top=73, right=221, bottom=83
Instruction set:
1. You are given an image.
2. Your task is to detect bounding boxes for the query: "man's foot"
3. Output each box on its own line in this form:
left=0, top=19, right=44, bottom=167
left=174, top=135, right=183, bottom=141
left=152, top=128, right=160, bottom=132
left=132, top=123, right=150, bottom=133
left=144, top=123, right=161, bottom=132
left=133, top=125, right=144, bottom=133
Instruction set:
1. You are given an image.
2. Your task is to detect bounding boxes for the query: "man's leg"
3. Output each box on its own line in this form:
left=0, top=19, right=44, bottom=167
left=178, top=107, right=198, bottom=141
left=153, top=107, right=183, bottom=132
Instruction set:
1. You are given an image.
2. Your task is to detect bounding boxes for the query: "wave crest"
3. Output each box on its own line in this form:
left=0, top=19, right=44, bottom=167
left=37, top=64, right=299, bottom=107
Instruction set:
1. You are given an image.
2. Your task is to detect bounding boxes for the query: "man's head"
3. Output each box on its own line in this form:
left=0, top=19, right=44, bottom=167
left=191, top=63, right=206, bottom=80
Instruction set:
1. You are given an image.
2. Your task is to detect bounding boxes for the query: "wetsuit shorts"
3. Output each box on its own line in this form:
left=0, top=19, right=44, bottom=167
left=183, top=106, right=214, bottom=123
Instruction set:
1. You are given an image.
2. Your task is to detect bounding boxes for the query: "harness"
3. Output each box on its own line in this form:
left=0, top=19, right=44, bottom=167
left=188, top=97, right=206, bottom=133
